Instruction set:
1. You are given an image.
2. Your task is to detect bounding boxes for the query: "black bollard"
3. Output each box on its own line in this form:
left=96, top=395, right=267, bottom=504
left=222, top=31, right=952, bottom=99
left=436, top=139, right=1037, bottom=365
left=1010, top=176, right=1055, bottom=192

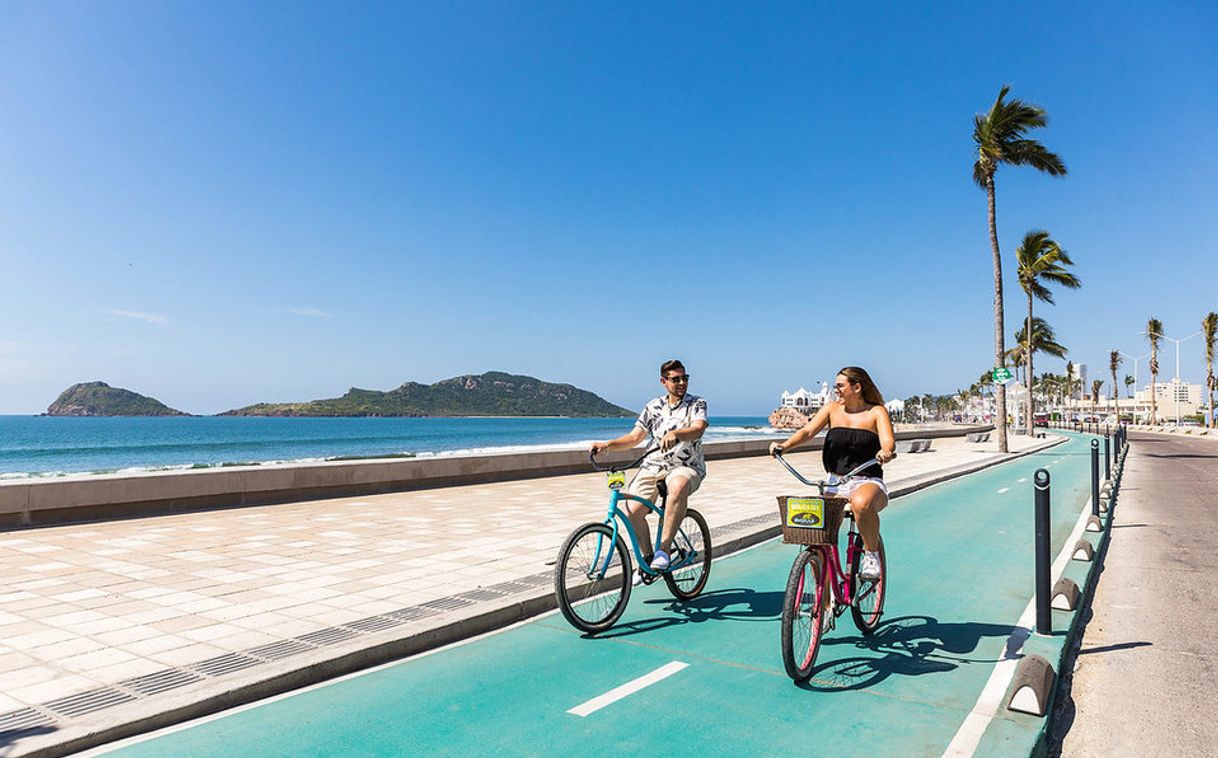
left=1104, top=433, right=1111, bottom=480
left=1035, top=468, right=1052, bottom=635
left=1091, top=439, right=1100, bottom=518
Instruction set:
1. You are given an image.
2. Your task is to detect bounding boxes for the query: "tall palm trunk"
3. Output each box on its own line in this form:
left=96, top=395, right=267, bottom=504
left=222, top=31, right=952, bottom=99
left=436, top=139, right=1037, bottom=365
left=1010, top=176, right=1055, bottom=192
left=987, top=177, right=1008, bottom=451
left=1208, top=350, right=1215, bottom=429
left=1025, top=294, right=1034, bottom=433
left=1111, top=364, right=1118, bottom=421
left=1150, top=353, right=1158, bottom=424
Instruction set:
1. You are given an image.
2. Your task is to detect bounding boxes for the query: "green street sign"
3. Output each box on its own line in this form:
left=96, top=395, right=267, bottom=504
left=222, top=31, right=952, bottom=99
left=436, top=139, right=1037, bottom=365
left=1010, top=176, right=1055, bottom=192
left=992, top=367, right=1013, bottom=382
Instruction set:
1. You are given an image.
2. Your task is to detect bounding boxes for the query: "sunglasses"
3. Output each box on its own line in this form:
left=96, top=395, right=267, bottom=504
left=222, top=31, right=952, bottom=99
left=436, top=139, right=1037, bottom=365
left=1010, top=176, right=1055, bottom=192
left=664, top=375, right=691, bottom=383
left=834, top=383, right=852, bottom=390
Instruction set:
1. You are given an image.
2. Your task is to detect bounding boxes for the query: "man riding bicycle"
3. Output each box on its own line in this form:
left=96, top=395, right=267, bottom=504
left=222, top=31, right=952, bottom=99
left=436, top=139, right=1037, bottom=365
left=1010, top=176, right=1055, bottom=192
left=591, top=359, right=708, bottom=582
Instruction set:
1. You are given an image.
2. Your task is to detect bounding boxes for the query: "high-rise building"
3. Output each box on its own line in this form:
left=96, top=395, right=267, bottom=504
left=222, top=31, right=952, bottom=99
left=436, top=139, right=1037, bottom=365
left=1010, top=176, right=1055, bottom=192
left=1069, top=363, right=1088, bottom=399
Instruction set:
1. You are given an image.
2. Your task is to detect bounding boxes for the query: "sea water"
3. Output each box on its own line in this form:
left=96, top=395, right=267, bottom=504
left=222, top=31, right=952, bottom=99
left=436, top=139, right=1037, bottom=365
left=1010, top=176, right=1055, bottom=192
left=0, top=415, right=780, bottom=478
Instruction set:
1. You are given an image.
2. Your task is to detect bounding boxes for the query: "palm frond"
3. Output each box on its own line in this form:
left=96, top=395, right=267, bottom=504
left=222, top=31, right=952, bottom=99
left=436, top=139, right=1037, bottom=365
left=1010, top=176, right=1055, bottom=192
left=1003, top=140, right=1067, bottom=175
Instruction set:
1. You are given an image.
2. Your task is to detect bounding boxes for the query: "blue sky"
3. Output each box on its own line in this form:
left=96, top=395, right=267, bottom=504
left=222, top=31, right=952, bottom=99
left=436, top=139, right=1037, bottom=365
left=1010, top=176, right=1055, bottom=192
left=1, top=2, right=1215, bottom=415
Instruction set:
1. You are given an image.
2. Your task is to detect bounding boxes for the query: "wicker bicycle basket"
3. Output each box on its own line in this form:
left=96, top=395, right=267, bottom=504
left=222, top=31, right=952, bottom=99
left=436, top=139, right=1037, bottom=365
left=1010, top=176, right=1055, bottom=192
left=777, top=495, right=847, bottom=545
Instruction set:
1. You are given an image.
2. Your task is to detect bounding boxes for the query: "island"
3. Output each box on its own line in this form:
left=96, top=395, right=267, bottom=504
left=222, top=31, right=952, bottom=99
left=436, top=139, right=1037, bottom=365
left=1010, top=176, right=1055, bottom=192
left=45, top=382, right=188, bottom=416
left=220, top=371, right=634, bottom=417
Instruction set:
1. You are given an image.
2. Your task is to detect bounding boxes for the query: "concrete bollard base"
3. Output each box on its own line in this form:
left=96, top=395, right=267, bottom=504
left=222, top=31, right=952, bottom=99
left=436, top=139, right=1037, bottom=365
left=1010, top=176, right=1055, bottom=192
left=1071, top=540, right=1095, bottom=562
left=1051, top=577, right=1082, bottom=611
left=1007, top=654, right=1056, bottom=716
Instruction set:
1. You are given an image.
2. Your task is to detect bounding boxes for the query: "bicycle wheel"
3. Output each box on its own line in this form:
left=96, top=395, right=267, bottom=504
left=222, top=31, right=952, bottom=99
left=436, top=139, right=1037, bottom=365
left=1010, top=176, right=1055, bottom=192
left=663, top=508, right=712, bottom=601
left=554, top=523, right=633, bottom=634
left=849, top=535, right=886, bottom=635
left=780, top=548, right=827, bottom=682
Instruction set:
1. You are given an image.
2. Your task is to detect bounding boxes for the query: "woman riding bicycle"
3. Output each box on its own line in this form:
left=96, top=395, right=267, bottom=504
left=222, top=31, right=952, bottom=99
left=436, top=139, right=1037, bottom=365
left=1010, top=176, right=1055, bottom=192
left=769, top=366, right=895, bottom=581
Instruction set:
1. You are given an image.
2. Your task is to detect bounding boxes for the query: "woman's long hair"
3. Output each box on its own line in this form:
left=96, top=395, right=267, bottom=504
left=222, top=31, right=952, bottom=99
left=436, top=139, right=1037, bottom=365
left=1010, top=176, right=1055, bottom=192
left=838, top=366, right=885, bottom=406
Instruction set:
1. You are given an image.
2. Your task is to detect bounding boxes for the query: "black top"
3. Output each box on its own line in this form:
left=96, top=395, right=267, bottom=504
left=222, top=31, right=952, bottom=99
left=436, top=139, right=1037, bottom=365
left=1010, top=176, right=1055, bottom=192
left=822, top=427, right=883, bottom=479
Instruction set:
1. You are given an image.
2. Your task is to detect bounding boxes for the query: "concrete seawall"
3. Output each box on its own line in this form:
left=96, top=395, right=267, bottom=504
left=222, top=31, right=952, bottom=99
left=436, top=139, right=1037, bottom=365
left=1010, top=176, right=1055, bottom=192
left=0, top=424, right=991, bottom=528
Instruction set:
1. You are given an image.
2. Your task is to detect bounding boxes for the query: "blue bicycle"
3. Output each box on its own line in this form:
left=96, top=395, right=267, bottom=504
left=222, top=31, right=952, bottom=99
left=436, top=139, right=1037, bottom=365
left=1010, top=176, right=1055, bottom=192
left=553, top=446, right=713, bottom=634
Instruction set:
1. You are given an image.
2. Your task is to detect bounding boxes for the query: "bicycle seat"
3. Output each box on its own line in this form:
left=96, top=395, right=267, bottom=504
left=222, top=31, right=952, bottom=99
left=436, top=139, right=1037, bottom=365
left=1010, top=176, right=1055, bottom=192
left=656, top=480, right=668, bottom=501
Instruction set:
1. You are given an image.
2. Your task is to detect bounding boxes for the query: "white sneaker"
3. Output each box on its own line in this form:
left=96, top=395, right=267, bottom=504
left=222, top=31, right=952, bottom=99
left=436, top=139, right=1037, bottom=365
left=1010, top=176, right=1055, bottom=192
left=632, top=569, right=644, bottom=587
left=649, top=549, right=671, bottom=572
left=860, top=551, right=882, bottom=581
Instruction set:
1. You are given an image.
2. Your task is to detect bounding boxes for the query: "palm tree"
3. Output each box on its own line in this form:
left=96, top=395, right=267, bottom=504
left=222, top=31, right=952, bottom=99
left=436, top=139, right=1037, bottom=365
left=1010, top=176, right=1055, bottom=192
left=1204, top=312, right=1218, bottom=428
left=973, top=85, right=1067, bottom=452
left=1009, top=317, right=1068, bottom=367
left=1124, top=374, right=1135, bottom=398
left=1064, top=360, right=1076, bottom=419
left=1147, top=318, right=1162, bottom=424
left=1091, top=379, right=1104, bottom=420
left=1014, top=231, right=1079, bottom=432
left=1109, top=350, right=1122, bottom=422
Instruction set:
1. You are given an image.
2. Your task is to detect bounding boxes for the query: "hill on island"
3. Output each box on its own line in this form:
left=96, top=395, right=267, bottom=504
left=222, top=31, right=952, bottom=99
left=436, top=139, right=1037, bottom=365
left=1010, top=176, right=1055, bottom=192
left=46, top=382, right=188, bottom=416
left=221, top=372, right=633, bottom=418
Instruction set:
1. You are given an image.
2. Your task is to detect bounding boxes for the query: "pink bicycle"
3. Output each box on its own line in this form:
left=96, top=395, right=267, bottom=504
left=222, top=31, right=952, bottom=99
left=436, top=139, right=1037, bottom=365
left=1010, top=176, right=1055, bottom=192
left=772, top=451, right=888, bottom=682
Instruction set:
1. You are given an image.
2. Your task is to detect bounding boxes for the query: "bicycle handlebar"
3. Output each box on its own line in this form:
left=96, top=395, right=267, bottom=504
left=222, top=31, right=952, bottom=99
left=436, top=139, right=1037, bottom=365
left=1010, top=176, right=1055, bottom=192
left=589, top=445, right=662, bottom=472
left=771, top=450, right=891, bottom=494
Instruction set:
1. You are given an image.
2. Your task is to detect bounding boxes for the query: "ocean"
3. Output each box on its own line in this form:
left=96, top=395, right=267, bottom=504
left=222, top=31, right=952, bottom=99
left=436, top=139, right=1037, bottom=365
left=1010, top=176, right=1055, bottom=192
left=0, top=415, right=780, bottom=478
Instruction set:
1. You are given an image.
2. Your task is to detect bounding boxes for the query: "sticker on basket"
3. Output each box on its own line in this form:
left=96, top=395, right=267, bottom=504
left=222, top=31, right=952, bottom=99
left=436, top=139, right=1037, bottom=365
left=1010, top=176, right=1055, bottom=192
left=606, top=471, right=626, bottom=490
left=786, top=498, right=825, bottom=528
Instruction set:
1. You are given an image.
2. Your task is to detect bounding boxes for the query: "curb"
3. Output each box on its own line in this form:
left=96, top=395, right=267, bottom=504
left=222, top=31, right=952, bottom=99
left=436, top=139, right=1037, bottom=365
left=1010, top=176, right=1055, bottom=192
left=1023, top=438, right=1128, bottom=757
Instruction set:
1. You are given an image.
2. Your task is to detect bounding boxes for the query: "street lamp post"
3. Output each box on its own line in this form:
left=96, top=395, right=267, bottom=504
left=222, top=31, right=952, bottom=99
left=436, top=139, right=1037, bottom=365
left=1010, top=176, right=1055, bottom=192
left=1145, top=331, right=1203, bottom=425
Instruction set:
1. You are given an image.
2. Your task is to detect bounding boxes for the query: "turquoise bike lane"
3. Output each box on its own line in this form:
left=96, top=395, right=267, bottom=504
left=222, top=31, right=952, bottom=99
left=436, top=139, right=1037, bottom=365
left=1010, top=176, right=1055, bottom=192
left=101, top=433, right=1099, bottom=757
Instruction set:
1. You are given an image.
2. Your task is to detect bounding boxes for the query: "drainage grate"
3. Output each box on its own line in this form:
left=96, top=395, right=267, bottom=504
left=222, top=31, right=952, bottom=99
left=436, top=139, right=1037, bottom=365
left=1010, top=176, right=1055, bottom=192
left=190, top=652, right=262, bottom=677
left=419, top=596, right=474, bottom=611
left=518, top=572, right=553, bottom=587
left=246, top=639, right=316, bottom=661
left=460, top=588, right=508, bottom=601
left=120, top=668, right=203, bottom=696
left=484, top=580, right=535, bottom=595
left=296, top=627, right=358, bottom=647
left=44, top=687, right=136, bottom=718
left=0, top=707, right=54, bottom=734
left=714, top=514, right=775, bottom=538
left=387, top=606, right=437, bottom=622
left=344, top=615, right=403, bottom=634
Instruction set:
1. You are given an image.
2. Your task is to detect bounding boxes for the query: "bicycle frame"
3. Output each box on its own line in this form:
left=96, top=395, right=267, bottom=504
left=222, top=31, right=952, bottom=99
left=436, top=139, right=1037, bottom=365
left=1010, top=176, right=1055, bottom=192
left=587, top=447, right=700, bottom=581
left=773, top=451, right=888, bottom=610
left=802, top=520, right=867, bottom=609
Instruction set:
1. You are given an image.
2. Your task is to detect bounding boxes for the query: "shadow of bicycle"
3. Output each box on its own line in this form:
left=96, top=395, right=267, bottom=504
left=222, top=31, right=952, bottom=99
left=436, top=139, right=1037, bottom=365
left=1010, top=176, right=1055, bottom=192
left=799, top=614, right=1017, bottom=692
left=588, top=587, right=784, bottom=639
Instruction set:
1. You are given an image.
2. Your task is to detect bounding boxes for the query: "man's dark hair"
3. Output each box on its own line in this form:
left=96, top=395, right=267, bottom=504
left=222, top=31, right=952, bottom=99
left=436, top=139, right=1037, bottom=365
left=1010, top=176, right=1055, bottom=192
left=660, top=359, right=685, bottom=377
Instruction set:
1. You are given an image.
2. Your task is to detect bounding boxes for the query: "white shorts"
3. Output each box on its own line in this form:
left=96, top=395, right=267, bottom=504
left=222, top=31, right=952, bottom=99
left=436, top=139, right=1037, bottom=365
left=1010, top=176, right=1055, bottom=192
left=827, top=475, right=888, bottom=499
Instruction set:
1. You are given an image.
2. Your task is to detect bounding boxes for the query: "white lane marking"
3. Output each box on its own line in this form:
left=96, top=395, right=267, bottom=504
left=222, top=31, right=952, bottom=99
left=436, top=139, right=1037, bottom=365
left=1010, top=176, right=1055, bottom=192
left=85, top=534, right=787, bottom=756
left=997, top=487, right=1009, bottom=494
left=942, top=491, right=1093, bottom=757
left=568, top=661, right=689, bottom=717
left=1018, top=478, right=1027, bottom=483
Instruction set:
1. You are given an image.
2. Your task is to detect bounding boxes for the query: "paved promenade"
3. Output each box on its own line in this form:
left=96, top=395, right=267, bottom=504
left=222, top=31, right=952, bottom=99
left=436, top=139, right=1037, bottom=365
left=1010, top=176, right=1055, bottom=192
left=1, top=432, right=1048, bottom=756
left=1055, top=431, right=1218, bottom=755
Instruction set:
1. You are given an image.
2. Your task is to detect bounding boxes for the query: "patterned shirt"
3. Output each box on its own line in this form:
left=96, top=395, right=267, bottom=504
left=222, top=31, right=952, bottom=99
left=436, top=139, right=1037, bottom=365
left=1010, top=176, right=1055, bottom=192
left=634, top=394, right=709, bottom=477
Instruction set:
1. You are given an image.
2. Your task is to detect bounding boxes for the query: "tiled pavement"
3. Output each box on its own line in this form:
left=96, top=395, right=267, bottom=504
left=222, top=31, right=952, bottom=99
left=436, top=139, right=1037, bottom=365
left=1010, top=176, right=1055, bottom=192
left=0, top=433, right=1054, bottom=756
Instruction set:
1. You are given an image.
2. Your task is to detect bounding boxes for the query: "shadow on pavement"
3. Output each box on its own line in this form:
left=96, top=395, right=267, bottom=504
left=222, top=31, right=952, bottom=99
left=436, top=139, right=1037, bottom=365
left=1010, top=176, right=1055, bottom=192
left=587, top=587, right=784, bottom=639
left=1145, top=453, right=1218, bottom=459
left=800, top=614, right=1016, bottom=692
left=1078, top=640, right=1152, bottom=655
left=0, top=726, right=57, bottom=756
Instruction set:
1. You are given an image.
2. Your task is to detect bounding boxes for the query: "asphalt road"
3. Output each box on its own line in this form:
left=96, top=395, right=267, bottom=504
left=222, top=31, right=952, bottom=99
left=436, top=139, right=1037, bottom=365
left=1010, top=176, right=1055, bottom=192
left=1056, top=432, right=1218, bottom=755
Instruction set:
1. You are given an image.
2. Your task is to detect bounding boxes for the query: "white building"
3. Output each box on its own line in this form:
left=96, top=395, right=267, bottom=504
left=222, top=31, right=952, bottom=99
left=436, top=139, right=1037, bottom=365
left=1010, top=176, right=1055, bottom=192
left=1069, top=363, right=1088, bottom=400
left=1063, top=378, right=1202, bottom=422
left=781, top=382, right=831, bottom=413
